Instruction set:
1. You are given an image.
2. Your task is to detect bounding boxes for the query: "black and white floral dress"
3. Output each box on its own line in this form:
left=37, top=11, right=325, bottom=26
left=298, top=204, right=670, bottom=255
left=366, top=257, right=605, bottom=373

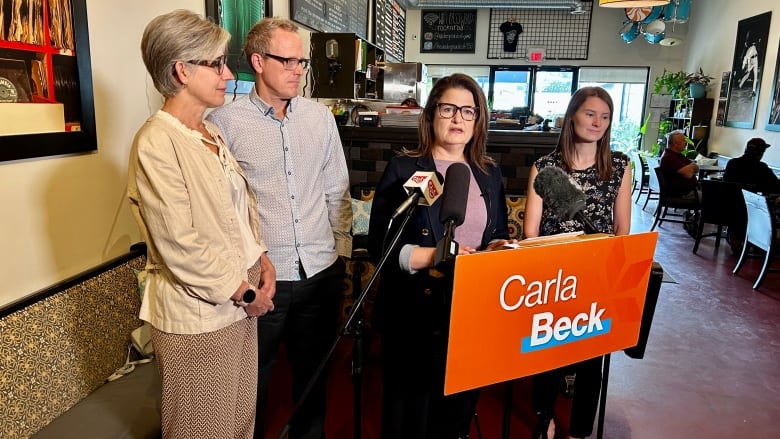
left=535, top=150, right=629, bottom=235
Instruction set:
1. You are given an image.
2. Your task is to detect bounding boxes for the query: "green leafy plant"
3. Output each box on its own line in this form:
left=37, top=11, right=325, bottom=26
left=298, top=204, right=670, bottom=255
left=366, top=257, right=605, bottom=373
left=653, top=69, right=687, bottom=99
left=658, top=119, right=673, bottom=136
left=684, top=67, right=714, bottom=87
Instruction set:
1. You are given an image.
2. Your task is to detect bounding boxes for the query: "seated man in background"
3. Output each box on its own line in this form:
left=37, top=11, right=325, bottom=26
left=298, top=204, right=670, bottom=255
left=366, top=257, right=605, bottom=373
left=723, top=137, right=779, bottom=194
left=723, top=138, right=778, bottom=253
left=660, top=130, right=700, bottom=198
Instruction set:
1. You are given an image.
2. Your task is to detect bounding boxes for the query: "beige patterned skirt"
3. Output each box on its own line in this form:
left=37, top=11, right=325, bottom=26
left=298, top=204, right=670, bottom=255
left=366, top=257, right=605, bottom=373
left=152, top=284, right=258, bottom=439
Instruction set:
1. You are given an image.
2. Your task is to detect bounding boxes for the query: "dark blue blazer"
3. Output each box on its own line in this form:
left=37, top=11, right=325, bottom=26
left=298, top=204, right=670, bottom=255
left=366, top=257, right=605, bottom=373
left=368, top=154, right=509, bottom=336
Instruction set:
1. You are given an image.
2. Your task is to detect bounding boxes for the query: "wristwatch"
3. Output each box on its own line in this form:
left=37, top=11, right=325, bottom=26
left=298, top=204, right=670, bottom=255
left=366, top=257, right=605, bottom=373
left=238, top=288, right=256, bottom=307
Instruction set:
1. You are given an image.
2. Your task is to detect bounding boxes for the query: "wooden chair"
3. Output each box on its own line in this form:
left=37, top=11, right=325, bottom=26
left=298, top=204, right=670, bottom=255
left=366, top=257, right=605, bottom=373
left=733, top=189, right=780, bottom=289
left=692, top=180, right=753, bottom=253
left=630, top=151, right=650, bottom=204
left=650, top=167, right=700, bottom=231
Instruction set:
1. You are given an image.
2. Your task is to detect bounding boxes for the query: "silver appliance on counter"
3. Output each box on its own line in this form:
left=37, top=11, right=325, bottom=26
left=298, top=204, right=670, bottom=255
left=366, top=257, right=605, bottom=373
left=381, top=62, right=427, bottom=105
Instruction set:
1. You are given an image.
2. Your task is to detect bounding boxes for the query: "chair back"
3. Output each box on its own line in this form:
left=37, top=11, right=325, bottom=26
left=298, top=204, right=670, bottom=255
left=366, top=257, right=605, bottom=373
left=742, top=189, right=774, bottom=252
left=647, top=161, right=661, bottom=193
left=630, top=151, right=648, bottom=187
left=654, top=167, right=700, bottom=205
left=699, top=180, right=752, bottom=226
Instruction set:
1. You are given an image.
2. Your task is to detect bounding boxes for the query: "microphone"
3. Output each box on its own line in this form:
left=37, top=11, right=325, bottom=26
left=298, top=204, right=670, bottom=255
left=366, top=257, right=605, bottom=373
left=391, top=171, right=443, bottom=220
left=434, top=163, right=470, bottom=268
left=533, top=166, right=598, bottom=234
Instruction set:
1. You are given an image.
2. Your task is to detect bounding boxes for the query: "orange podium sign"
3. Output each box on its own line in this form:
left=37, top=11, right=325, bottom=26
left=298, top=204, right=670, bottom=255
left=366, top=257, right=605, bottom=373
left=444, top=232, right=658, bottom=395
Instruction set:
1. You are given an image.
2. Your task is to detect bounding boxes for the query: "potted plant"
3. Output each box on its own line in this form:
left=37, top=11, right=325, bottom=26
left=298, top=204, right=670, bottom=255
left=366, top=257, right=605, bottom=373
left=684, top=68, right=714, bottom=99
left=653, top=69, right=687, bottom=99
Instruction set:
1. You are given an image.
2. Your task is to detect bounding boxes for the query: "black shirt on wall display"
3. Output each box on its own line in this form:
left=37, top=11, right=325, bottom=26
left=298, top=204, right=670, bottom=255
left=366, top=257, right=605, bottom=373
left=500, top=20, right=523, bottom=52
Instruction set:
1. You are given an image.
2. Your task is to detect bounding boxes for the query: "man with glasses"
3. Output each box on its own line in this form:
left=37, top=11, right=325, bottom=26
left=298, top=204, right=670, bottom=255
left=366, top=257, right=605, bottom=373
left=208, top=17, right=351, bottom=439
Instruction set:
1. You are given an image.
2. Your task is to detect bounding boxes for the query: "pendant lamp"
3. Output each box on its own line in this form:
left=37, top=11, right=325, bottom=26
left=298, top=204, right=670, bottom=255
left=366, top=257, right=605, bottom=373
left=599, top=0, right=670, bottom=7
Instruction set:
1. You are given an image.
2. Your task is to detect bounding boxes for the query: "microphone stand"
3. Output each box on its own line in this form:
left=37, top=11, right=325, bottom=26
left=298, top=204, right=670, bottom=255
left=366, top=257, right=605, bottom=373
left=276, top=205, right=418, bottom=439
left=348, top=259, right=366, bottom=439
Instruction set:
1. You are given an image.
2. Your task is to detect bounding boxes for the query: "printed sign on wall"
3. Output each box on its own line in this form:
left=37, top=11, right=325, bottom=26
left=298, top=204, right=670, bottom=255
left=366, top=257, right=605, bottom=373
left=420, top=10, right=476, bottom=53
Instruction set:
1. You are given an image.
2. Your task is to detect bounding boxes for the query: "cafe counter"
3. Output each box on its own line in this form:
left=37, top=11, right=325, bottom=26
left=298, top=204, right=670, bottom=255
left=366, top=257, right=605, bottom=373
left=339, top=126, right=559, bottom=194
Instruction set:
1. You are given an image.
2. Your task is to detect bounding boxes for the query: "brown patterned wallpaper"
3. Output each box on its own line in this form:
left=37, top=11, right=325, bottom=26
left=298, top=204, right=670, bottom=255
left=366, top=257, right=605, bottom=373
left=0, top=256, right=145, bottom=438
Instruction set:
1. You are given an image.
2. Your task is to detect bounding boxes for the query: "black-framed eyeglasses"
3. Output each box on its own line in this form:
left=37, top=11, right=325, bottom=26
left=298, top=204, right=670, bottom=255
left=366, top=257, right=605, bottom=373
left=185, top=55, right=227, bottom=75
left=263, top=53, right=310, bottom=71
left=436, top=103, right=479, bottom=121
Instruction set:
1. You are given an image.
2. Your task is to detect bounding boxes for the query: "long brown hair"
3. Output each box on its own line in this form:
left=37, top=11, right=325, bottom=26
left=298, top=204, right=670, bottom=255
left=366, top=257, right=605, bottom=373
left=406, top=73, right=494, bottom=173
left=556, top=86, right=614, bottom=181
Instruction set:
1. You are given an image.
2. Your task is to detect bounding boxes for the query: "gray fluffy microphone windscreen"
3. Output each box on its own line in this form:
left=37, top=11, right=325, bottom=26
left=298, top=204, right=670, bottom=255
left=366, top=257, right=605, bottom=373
left=439, top=163, right=471, bottom=226
left=532, top=166, right=587, bottom=221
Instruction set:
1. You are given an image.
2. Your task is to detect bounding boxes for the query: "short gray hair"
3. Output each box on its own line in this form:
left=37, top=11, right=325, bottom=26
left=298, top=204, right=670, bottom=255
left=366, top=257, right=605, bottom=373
left=667, top=129, right=686, bottom=140
left=141, top=9, right=230, bottom=97
left=243, top=17, right=299, bottom=70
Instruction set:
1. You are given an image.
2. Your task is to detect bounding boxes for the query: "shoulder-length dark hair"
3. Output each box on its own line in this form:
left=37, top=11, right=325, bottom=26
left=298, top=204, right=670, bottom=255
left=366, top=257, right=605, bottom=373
left=405, top=73, right=494, bottom=173
left=557, top=86, right=614, bottom=181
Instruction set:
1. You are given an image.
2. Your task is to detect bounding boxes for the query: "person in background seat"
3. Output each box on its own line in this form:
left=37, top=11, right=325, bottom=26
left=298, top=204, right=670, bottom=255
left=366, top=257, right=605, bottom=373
left=723, top=137, right=779, bottom=194
left=723, top=138, right=779, bottom=253
left=659, top=130, right=700, bottom=198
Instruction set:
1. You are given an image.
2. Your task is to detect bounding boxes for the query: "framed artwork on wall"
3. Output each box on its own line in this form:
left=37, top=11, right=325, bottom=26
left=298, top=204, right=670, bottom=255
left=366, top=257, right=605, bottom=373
left=0, top=0, right=96, bottom=163
left=719, top=71, right=731, bottom=99
left=205, top=0, right=269, bottom=83
left=724, top=11, right=772, bottom=129
left=767, top=35, right=780, bottom=131
left=716, top=72, right=730, bottom=126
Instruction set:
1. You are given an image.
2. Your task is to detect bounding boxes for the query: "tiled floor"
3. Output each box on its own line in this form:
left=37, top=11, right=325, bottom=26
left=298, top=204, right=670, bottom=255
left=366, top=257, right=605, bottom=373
left=264, top=198, right=780, bottom=438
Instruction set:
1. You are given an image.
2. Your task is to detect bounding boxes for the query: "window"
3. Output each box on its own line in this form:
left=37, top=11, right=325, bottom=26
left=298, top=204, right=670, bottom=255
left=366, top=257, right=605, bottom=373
left=489, top=66, right=532, bottom=113
left=533, top=67, right=576, bottom=121
left=425, top=65, right=490, bottom=103
left=578, top=67, right=649, bottom=151
left=420, top=64, right=650, bottom=142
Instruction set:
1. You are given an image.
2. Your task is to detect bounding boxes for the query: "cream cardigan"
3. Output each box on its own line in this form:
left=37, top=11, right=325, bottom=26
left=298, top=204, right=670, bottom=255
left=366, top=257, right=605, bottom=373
left=128, top=111, right=267, bottom=334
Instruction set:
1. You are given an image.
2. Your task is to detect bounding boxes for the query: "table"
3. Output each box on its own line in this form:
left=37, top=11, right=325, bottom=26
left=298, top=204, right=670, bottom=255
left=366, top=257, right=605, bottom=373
left=698, top=164, right=725, bottom=180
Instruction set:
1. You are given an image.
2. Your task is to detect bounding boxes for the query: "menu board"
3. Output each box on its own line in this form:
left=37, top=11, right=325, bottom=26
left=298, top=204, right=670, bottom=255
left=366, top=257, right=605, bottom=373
left=420, top=9, right=477, bottom=53
left=375, top=0, right=406, bottom=62
left=291, top=0, right=369, bottom=40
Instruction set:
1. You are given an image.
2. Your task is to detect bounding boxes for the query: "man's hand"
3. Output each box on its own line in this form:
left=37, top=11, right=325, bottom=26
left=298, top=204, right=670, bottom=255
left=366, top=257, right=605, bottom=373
left=258, top=252, right=277, bottom=300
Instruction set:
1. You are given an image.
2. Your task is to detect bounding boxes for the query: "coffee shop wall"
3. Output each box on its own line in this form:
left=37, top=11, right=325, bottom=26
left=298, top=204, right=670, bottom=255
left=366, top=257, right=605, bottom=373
left=488, top=4, right=593, bottom=60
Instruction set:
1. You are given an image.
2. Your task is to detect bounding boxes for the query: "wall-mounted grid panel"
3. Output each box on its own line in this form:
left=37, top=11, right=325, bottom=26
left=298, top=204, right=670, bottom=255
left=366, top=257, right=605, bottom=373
left=488, top=4, right=592, bottom=60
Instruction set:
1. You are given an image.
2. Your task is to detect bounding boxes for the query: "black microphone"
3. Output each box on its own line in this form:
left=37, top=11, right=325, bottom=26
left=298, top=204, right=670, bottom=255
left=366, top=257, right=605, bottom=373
left=391, top=171, right=443, bottom=221
left=434, top=163, right=471, bottom=268
left=533, top=166, right=599, bottom=234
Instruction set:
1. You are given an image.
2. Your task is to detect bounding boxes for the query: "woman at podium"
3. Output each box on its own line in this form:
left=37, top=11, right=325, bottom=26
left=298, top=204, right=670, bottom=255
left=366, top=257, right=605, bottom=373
left=369, top=73, right=514, bottom=438
left=523, top=87, right=632, bottom=438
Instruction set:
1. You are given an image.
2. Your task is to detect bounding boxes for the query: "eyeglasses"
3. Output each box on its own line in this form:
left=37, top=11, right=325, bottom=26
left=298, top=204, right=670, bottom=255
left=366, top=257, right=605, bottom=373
left=186, top=55, right=227, bottom=75
left=436, top=103, right=478, bottom=121
left=263, top=53, right=310, bottom=71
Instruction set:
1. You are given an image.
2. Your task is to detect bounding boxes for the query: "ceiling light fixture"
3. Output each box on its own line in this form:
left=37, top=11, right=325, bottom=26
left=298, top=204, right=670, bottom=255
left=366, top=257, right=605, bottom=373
left=599, top=0, right=670, bottom=7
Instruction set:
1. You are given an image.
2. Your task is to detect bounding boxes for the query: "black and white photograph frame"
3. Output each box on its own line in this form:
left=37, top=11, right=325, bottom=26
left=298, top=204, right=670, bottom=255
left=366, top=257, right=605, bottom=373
left=767, top=35, right=780, bottom=131
left=719, top=71, right=731, bottom=99
left=724, top=11, right=772, bottom=129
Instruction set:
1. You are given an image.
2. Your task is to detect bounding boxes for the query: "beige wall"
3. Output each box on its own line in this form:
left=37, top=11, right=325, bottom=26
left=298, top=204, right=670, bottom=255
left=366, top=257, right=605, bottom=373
left=0, top=0, right=777, bottom=306
left=0, top=0, right=201, bottom=305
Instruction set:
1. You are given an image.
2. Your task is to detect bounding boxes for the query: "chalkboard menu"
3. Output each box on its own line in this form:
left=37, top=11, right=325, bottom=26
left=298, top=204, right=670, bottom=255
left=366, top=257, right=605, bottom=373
left=291, top=0, right=369, bottom=40
left=375, top=0, right=406, bottom=62
left=420, top=10, right=477, bottom=53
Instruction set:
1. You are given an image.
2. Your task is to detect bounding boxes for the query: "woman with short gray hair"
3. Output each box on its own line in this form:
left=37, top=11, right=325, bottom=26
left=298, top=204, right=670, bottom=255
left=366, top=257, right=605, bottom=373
left=128, top=9, right=276, bottom=438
